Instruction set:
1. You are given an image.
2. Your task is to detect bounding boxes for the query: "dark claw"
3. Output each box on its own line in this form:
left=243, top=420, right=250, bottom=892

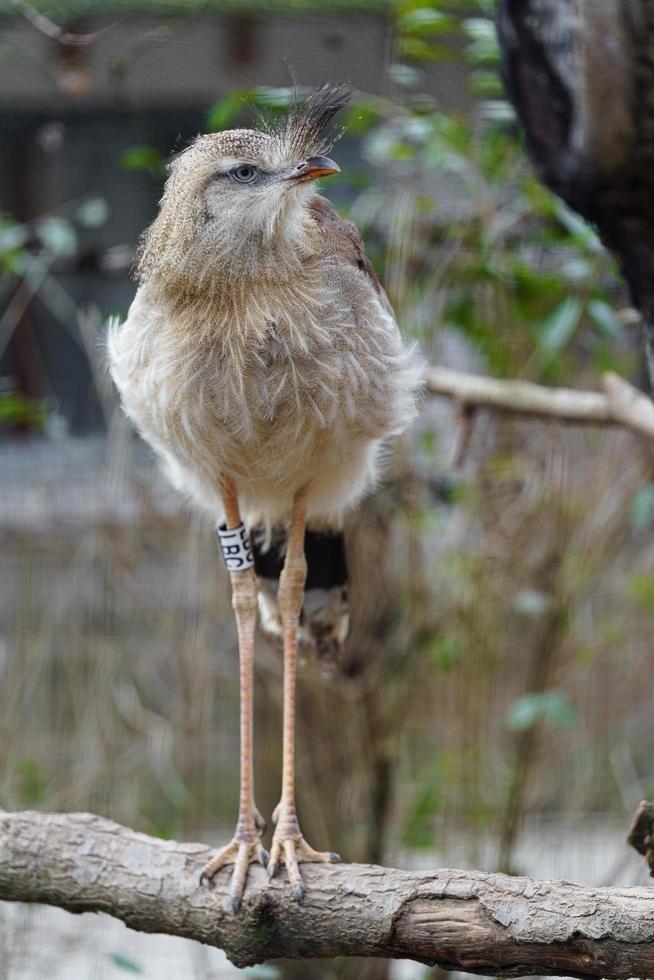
left=199, top=871, right=211, bottom=887
left=268, top=862, right=277, bottom=880
left=328, top=852, right=342, bottom=863
left=259, top=847, right=269, bottom=866
left=293, top=883, right=304, bottom=903
left=231, top=894, right=241, bottom=913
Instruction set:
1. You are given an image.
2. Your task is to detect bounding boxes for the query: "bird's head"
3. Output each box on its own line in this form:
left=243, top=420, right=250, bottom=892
left=137, top=84, right=351, bottom=289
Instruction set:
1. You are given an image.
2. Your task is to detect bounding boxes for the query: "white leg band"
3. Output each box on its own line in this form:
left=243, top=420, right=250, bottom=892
left=217, top=522, right=254, bottom=572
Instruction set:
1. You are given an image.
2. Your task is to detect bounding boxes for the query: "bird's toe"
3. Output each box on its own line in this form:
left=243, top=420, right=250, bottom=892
left=199, top=838, right=239, bottom=886
left=199, top=834, right=266, bottom=911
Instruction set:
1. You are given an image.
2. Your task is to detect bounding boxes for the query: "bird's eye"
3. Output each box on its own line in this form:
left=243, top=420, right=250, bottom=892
left=230, top=164, right=257, bottom=183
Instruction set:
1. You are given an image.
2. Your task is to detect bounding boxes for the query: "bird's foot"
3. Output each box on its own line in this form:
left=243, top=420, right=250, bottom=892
left=199, top=822, right=268, bottom=912
left=268, top=803, right=341, bottom=902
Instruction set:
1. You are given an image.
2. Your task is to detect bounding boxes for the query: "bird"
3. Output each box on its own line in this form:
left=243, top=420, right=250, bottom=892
left=108, top=83, right=422, bottom=911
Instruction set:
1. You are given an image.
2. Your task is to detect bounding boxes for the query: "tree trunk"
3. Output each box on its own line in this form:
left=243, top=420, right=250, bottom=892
left=497, top=0, right=654, bottom=382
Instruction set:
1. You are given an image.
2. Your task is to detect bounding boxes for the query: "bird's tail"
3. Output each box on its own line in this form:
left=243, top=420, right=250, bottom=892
left=252, top=525, right=349, bottom=671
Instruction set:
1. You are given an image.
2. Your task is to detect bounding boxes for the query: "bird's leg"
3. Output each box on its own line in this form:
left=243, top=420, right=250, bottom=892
left=200, top=476, right=267, bottom=911
left=268, top=488, right=341, bottom=901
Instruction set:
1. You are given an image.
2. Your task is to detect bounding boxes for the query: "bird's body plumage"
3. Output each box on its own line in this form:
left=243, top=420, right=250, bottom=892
left=109, top=195, right=419, bottom=532
left=108, top=86, right=421, bottom=907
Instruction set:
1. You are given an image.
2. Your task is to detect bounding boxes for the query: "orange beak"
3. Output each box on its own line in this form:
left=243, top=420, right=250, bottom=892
left=283, top=155, right=341, bottom=183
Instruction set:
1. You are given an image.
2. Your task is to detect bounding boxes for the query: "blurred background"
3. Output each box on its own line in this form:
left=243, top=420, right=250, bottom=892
left=1, top=1, right=654, bottom=978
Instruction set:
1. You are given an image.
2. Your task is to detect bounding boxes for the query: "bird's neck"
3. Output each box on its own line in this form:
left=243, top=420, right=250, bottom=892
left=164, top=200, right=316, bottom=290
left=147, top=210, right=325, bottom=344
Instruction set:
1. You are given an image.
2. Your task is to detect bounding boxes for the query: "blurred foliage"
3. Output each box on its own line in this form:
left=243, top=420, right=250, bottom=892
left=118, top=146, right=167, bottom=178
left=506, top=691, right=578, bottom=732
left=357, top=1, right=629, bottom=384
left=0, top=386, right=46, bottom=432
left=630, top=485, right=654, bottom=530
left=108, top=953, right=144, bottom=974
left=0, top=195, right=111, bottom=432
left=14, top=759, right=47, bottom=808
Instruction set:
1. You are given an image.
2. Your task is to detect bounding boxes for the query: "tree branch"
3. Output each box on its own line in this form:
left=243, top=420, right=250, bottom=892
left=426, top=367, right=654, bottom=440
left=7, top=0, right=106, bottom=46
left=2, top=810, right=654, bottom=977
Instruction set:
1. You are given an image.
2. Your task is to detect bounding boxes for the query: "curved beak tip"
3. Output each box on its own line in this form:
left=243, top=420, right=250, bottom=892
left=306, top=155, right=341, bottom=178
left=286, top=155, right=340, bottom=183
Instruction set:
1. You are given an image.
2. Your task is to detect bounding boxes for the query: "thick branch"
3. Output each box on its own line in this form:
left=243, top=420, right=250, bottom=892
left=426, top=367, right=654, bottom=439
left=2, top=810, right=654, bottom=977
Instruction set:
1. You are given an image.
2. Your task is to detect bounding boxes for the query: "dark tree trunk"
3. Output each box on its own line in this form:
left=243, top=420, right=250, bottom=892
left=497, top=0, right=654, bottom=381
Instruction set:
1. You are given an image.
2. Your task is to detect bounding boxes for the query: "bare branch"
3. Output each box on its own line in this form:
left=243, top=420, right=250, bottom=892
left=7, top=0, right=107, bottom=46
left=1, top=810, right=654, bottom=977
left=426, top=366, right=654, bottom=440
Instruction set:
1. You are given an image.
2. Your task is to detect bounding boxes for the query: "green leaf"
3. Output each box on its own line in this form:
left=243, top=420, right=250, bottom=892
left=587, top=299, right=623, bottom=341
left=561, top=257, right=594, bottom=282
left=251, top=86, right=295, bottom=109
left=463, top=17, right=499, bottom=44
left=388, top=63, right=424, bottom=87
left=388, top=140, right=417, bottom=161
left=418, top=426, right=438, bottom=457
left=628, top=573, right=654, bottom=614
left=506, top=691, right=578, bottom=731
left=35, top=216, right=77, bottom=256
left=0, top=390, right=46, bottom=429
left=108, top=953, right=143, bottom=973
left=0, top=219, right=29, bottom=252
left=513, top=589, right=550, bottom=616
left=630, top=485, right=654, bottom=529
left=478, top=99, right=515, bottom=122
left=242, top=966, right=282, bottom=978
left=538, top=297, right=583, bottom=353
left=343, top=103, right=379, bottom=134
left=463, top=17, right=500, bottom=65
left=119, top=145, right=164, bottom=174
left=469, top=70, right=504, bottom=98
left=15, top=759, right=47, bottom=806
left=206, top=90, right=249, bottom=131
left=401, top=779, right=442, bottom=849
left=554, top=201, right=603, bottom=251
left=398, top=8, right=455, bottom=35
left=423, top=633, right=463, bottom=671
left=76, top=196, right=110, bottom=228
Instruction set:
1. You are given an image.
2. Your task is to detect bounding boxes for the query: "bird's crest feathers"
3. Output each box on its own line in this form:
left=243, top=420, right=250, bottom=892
left=262, top=82, right=352, bottom=161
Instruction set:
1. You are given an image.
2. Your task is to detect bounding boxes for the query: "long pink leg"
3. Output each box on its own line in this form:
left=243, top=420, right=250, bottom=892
left=268, top=487, right=341, bottom=901
left=200, top=476, right=267, bottom=911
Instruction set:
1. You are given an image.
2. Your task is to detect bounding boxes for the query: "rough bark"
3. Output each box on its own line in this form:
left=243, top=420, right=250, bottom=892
left=497, top=0, right=654, bottom=381
left=2, top=810, right=654, bottom=978
left=426, top=366, right=654, bottom=438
